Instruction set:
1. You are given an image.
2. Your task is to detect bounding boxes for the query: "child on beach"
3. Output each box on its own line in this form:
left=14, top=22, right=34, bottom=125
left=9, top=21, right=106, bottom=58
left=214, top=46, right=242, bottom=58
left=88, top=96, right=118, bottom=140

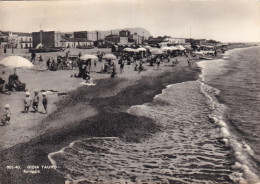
left=1, top=104, right=11, bottom=126
left=32, top=90, right=40, bottom=112
left=42, top=92, right=48, bottom=114
left=156, top=57, right=161, bottom=70
left=120, top=60, right=125, bottom=74
left=187, top=58, right=191, bottom=67
left=24, top=92, right=32, bottom=113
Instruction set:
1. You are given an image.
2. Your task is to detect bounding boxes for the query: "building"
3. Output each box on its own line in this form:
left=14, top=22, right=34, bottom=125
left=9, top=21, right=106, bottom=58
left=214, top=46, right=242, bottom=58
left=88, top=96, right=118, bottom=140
left=186, top=39, right=206, bottom=46
left=0, top=31, right=9, bottom=49
left=14, top=32, right=33, bottom=48
left=119, top=30, right=130, bottom=37
left=32, top=31, right=64, bottom=48
left=105, top=34, right=120, bottom=44
left=147, top=36, right=165, bottom=45
left=119, top=37, right=129, bottom=45
left=74, top=31, right=101, bottom=41
left=60, top=36, right=94, bottom=48
left=87, top=31, right=101, bottom=41
left=131, top=33, right=143, bottom=45
left=0, top=31, right=32, bottom=49
left=164, top=37, right=186, bottom=44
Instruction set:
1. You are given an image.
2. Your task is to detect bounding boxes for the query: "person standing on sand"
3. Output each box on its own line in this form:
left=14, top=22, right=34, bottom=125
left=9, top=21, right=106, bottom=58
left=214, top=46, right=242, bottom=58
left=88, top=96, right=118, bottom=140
left=120, top=59, right=125, bottom=74
left=1, top=104, right=11, bottom=126
left=42, top=92, right=48, bottom=114
left=24, top=92, right=31, bottom=113
left=32, top=90, right=40, bottom=112
left=156, top=57, right=161, bottom=70
left=31, top=51, right=36, bottom=63
left=187, top=58, right=191, bottom=67
left=79, top=52, right=82, bottom=58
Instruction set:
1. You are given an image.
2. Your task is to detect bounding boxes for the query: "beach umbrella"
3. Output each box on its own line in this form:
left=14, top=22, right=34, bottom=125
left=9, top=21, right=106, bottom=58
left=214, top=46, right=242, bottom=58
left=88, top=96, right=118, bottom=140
left=169, top=46, right=178, bottom=51
left=144, top=45, right=151, bottom=49
left=103, top=53, right=117, bottom=60
left=150, top=48, right=163, bottom=55
left=161, top=47, right=171, bottom=51
left=136, top=48, right=146, bottom=52
left=0, top=56, right=34, bottom=73
left=123, top=48, right=136, bottom=52
left=80, top=54, right=98, bottom=61
left=176, top=45, right=186, bottom=50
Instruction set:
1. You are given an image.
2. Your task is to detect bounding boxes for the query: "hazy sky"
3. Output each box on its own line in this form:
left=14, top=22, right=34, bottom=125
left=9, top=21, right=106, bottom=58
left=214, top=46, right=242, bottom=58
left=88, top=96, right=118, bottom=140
left=0, top=0, right=259, bottom=42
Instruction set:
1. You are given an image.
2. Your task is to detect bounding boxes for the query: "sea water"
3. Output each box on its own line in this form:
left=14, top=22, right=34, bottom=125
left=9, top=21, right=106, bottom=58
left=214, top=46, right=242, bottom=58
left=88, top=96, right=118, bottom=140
left=48, top=46, right=260, bottom=184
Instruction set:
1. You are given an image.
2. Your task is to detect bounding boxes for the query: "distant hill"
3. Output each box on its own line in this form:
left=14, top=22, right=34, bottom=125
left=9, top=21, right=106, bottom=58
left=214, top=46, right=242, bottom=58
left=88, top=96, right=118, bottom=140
left=96, top=27, right=152, bottom=39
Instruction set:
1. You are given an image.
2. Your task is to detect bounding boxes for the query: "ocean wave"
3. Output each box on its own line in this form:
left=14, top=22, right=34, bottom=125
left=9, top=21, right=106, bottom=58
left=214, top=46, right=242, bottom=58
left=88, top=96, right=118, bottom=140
left=199, top=81, right=259, bottom=184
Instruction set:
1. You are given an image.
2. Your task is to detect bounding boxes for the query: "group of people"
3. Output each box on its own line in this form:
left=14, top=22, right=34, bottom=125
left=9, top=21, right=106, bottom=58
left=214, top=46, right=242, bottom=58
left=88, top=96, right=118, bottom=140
left=1, top=91, right=48, bottom=126
left=0, top=74, right=26, bottom=94
left=23, top=90, right=48, bottom=114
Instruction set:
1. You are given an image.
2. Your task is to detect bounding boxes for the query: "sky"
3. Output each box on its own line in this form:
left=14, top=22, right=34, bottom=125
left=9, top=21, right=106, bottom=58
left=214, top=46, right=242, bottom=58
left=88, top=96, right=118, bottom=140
left=0, top=0, right=259, bottom=42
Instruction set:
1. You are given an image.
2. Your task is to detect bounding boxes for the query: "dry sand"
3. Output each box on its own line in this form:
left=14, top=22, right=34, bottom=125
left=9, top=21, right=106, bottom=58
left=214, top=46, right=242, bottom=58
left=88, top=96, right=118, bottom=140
left=0, top=48, right=191, bottom=150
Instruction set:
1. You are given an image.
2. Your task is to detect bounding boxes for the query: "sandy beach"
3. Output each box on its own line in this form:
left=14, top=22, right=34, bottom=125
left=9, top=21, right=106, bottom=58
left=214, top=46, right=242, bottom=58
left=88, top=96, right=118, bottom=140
left=0, top=43, right=255, bottom=184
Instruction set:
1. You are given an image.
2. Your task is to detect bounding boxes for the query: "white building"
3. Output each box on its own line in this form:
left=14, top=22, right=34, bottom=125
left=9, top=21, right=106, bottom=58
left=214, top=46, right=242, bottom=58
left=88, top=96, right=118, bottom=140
left=120, top=37, right=129, bottom=45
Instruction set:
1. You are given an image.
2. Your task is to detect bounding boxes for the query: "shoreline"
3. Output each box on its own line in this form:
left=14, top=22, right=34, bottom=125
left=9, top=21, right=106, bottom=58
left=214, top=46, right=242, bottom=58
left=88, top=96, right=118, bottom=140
left=0, top=43, right=255, bottom=184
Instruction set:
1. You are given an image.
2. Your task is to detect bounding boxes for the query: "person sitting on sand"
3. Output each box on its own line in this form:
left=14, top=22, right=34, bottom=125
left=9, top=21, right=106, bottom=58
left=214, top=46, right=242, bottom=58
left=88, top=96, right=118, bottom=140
left=1, top=104, right=11, bottom=126
left=24, top=92, right=32, bottom=113
left=32, top=90, right=40, bottom=113
left=42, top=92, right=48, bottom=114
left=7, top=74, right=26, bottom=91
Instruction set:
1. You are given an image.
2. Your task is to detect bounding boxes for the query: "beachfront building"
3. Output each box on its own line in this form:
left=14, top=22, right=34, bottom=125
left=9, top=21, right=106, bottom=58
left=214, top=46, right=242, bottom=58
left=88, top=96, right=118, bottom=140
left=164, top=37, right=186, bottom=44
left=74, top=31, right=101, bottom=41
left=186, top=38, right=206, bottom=46
left=119, top=37, right=129, bottom=45
left=147, top=36, right=165, bottom=45
left=32, top=31, right=64, bottom=48
left=0, top=31, right=33, bottom=49
left=60, top=37, right=94, bottom=48
left=130, top=33, right=143, bottom=45
left=95, top=39, right=114, bottom=48
left=0, top=31, right=8, bottom=49
left=15, top=32, right=33, bottom=49
left=119, top=30, right=131, bottom=45
left=105, top=34, right=120, bottom=44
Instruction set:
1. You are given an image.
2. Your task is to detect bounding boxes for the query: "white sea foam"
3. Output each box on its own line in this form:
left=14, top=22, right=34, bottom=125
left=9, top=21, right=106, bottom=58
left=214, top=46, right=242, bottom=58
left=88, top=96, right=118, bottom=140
left=199, top=74, right=259, bottom=184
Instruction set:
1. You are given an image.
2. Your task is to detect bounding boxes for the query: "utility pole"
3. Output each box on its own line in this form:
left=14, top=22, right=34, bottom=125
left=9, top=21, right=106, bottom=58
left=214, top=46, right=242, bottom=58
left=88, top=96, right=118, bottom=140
left=40, top=24, right=42, bottom=44
left=190, top=25, right=192, bottom=39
